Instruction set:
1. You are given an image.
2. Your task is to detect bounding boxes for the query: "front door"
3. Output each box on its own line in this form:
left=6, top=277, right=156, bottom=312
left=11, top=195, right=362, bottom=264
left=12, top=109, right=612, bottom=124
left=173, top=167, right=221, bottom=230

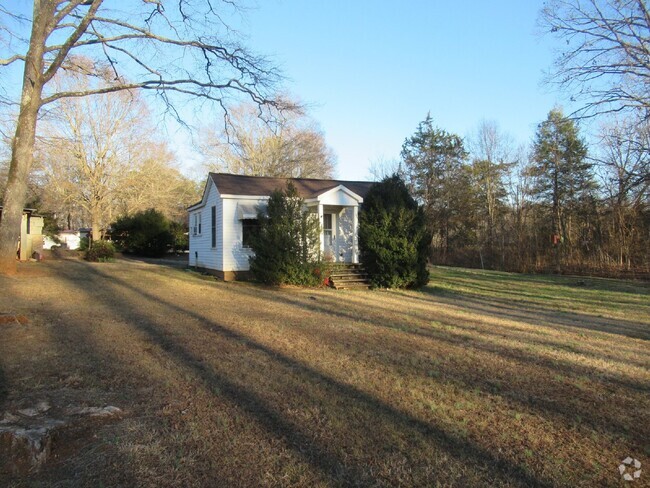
left=323, top=213, right=337, bottom=261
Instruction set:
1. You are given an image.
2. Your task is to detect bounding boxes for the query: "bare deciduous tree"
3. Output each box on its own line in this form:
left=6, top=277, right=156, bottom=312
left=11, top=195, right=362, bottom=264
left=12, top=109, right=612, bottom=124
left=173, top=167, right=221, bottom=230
left=468, top=120, right=513, bottom=265
left=367, top=156, right=402, bottom=181
left=540, top=0, right=650, bottom=121
left=0, top=0, right=281, bottom=273
left=38, top=70, right=199, bottom=237
left=200, top=100, right=336, bottom=179
left=116, top=150, right=201, bottom=224
left=595, top=118, right=649, bottom=267
left=504, top=146, right=535, bottom=270
left=38, top=73, right=146, bottom=239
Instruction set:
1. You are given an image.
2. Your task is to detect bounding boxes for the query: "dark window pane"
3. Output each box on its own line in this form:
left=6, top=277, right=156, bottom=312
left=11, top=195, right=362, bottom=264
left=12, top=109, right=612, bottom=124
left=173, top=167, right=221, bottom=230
left=323, top=213, right=332, bottom=231
left=242, top=219, right=260, bottom=247
left=211, top=206, right=216, bottom=248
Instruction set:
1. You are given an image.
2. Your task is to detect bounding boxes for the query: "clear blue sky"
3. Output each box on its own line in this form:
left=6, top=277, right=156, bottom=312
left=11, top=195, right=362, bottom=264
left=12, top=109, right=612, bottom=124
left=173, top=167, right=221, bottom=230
left=223, top=0, right=572, bottom=181
left=1, top=1, right=573, bottom=182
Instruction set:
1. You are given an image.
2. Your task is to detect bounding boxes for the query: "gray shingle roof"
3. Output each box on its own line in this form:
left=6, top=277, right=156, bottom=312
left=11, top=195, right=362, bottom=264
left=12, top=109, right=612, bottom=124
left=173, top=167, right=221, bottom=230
left=209, top=173, right=375, bottom=199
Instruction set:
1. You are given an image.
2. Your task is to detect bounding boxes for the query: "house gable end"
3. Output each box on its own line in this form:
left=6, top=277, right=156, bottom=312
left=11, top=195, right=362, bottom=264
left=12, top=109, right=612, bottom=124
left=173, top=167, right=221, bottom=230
left=189, top=177, right=223, bottom=270
left=188, top=175, right=222, bottom=211
left=310, top=185, right=363, bottom=206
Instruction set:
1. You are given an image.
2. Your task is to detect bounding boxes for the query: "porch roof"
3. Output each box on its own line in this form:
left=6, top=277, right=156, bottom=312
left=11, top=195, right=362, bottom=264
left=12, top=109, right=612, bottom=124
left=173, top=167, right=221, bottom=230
left=304, top=184, right=365, bottom=206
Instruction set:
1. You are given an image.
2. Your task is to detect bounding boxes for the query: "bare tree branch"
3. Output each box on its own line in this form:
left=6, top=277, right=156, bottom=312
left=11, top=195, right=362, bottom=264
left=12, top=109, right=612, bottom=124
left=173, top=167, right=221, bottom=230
left=0, top=54, right=26, bottom=66
left=540, top=0, right=650, bottom=121
left=0, top=0, right=284, bottom=272
left=200, top=99, right=336, bottom=179
left=43, top=0, right=103, bottom=83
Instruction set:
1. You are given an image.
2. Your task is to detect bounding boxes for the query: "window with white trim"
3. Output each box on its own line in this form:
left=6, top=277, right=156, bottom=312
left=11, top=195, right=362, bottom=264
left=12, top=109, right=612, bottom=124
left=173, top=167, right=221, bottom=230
left=242, top=219, right=260, bottom=248
left=192, top=212, right=202, bottom=236
left=323, top=213, right=333, bottom=245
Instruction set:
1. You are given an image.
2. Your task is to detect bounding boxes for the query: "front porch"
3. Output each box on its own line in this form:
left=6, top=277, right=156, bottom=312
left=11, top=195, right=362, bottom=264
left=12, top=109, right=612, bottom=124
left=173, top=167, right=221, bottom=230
left=328, top=263, right=371, bottom=289
left=306, top=185, right=362, bottom=264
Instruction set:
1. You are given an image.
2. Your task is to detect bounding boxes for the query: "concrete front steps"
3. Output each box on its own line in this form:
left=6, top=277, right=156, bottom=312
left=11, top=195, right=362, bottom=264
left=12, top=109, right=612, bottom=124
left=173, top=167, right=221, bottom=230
left=328, top=264, right=371, bottom=289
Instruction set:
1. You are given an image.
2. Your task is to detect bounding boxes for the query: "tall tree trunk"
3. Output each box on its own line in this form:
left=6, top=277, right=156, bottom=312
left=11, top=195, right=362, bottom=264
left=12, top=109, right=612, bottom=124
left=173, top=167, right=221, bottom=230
left=90, top=200, right=103, bottom=243
left=0, top=1, right=48, bottom=274
left=486, top=171, right=495, bottom=262
left=553, top=156, right=562, bottom=274
left=554, top=204, right=562, bottom=273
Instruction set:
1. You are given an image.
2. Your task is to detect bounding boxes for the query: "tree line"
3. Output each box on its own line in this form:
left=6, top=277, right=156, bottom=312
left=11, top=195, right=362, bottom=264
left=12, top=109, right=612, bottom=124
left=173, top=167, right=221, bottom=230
left=388, top=111, right=649, bottom=277
left=0, top=69, right=201, bottom=241
left=1, top=0, right=648, bottom=277
left=0, top=66, right=334, bottom=243
left=0, top=0, right=285, bottom=274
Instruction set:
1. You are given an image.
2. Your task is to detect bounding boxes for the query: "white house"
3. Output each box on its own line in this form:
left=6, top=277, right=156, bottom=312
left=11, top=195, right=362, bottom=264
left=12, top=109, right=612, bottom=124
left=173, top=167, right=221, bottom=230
left=43, top=229, right=84, bottom=250
left=188, top=173, right=374, bottom=280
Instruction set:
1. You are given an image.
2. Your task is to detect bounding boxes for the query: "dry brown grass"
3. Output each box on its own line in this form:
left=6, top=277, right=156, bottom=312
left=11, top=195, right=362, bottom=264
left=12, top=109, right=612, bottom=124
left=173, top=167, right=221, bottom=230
left=0, top=259, right=648, bottom=487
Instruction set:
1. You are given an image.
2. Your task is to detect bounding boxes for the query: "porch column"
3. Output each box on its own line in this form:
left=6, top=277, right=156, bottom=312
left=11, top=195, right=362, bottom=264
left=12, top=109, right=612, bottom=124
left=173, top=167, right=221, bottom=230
left=352, top=204, right=359, bottom=264
left=317, top=203, right=324, bottom=258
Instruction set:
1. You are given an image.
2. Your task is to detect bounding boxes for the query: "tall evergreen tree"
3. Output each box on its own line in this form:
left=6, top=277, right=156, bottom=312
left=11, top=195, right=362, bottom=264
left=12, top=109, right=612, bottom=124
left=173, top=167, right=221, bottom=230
left=359, top=175, right=430, bottom=288
left=530, top=109, right=592, bottom=271
left=248, top=183, right=321, bottom=285
left=400, top=114, right=472, bottom=263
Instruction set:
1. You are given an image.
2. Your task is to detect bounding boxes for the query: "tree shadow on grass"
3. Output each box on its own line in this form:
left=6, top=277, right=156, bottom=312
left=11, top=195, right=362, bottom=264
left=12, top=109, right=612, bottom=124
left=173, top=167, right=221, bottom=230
left=225, top=285, right=650, bottom=445
left=238, top=284, right=649, bottom=381
left=118, top=254, right=189, bottom=269
left=429, top=279, right=649, bottom=311
left=376, top=289, right=650, bottom=363
left=430, top=266, right=650, bottom=295
left=0, top=365, right=7, bottom=408
left=55, top=261, right=553, bottom=488
left=0, top=288, right=141, bottom=487
left=420, top=304, right=650, bottom=369
left=416, top=286, right=650, bottom=341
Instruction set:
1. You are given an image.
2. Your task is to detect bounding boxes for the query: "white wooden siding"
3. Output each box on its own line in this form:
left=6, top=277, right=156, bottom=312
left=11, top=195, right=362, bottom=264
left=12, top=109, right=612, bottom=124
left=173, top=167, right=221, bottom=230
left=189, top=180, right=363, bottom=273
left=222, top=197, right=267, bottom=271
left=189, top=180, right=223, bottom=270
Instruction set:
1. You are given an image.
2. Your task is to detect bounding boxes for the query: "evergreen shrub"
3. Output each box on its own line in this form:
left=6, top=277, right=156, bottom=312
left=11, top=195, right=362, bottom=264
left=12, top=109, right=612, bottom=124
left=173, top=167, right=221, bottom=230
left=359, top=175, right=430, bottom=288
left=249, top=183, right=325, bottom=286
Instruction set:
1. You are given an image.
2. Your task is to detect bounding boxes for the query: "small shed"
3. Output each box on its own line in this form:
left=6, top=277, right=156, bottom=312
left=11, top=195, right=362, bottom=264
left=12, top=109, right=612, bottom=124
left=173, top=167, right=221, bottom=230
left=0, top=206, right=45, bottom=260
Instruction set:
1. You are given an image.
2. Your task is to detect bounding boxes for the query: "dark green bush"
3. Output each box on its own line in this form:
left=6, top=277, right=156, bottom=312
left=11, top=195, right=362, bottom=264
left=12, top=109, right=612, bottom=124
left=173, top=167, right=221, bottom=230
left=249, top=183, right=324, bottom=286
left=111, top=209, right=174, bottom=257
left=169, top=221, right=189, bottom=252
left=85, top=240, right=115, bottom=262
left=282, top=262, right=333, bottom=287
left=359, top=175, right=430, bottom=288
left=79, top=236, right=90, bottom=251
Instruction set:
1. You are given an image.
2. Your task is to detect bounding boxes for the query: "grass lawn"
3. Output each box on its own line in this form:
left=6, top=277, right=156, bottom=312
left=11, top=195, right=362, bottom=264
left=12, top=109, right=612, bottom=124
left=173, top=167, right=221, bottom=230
left=0, top=259, right=648, bottom=487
